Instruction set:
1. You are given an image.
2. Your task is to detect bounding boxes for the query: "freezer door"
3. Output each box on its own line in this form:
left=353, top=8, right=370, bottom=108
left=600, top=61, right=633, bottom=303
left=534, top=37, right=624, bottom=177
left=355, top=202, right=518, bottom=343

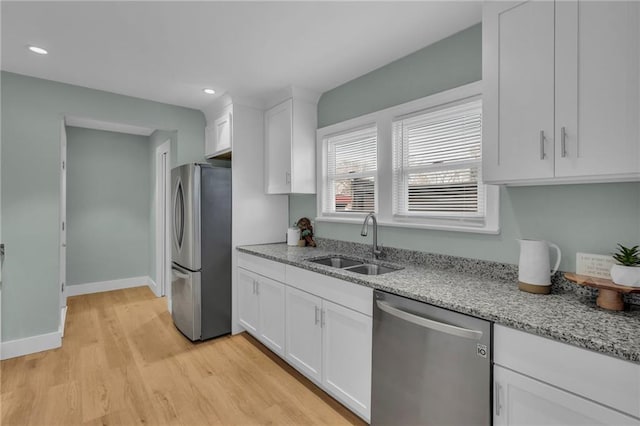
left=171, top=164, right=201, bottom=271
left=372, top=290, right=491, bottom=426
left=171, top=263, right=201, bottom=341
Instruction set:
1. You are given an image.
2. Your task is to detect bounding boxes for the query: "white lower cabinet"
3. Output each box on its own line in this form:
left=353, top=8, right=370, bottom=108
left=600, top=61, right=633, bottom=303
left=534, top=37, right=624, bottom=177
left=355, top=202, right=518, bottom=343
left=257, top=276, right=285, bottom=356
left=494, top=366, right=639, bottom=425
left=238, top=256, right=373, bottom=422
left=494, top=325, right=640, bottom=425
left=285, top=286, right=323, bottom=382
left=237, top=267, right=285, bottom=356
left=284, top=285, right=372, bottom=421
left=321, top=299, right=372, bottom=419
left=237, top=268, right=259, bottom=335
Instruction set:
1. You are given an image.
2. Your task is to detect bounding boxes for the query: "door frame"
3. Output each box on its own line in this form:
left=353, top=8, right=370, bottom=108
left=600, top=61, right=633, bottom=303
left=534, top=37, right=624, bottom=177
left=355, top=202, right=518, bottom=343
left=59, top=120, right=67, bottom=335
left=58, top=116, right=163, bottom=329
left=155, top=140, right=171, bottom=308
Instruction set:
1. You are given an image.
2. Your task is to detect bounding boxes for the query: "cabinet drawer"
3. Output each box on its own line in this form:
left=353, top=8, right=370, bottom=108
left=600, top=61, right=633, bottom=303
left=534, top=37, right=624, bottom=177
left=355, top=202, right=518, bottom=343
left=285, top=265, right=373, bottom=316
left=237, top=252, right=285, bottom=282
left=494, top=325, right=640, bottom=418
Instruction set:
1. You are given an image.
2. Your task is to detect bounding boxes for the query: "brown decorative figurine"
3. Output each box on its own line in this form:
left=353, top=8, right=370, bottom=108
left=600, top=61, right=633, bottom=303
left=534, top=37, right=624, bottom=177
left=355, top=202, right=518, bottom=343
left=296, top=217, right=316, bottom=247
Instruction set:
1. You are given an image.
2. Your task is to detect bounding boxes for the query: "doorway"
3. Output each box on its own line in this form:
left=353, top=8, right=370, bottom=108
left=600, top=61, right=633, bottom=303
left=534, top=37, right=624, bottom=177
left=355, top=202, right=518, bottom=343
left=59, top=116, right=171, bottom=335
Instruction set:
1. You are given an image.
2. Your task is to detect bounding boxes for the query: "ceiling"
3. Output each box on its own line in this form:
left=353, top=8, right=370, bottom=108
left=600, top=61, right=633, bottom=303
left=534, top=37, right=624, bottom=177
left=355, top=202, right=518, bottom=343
left=1, top=1, right=481, bottom=111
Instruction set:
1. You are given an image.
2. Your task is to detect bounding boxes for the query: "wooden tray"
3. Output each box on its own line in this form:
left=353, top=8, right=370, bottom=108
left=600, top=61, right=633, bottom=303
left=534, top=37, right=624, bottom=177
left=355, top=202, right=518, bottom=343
left=564, top=272, right=640, bottom=311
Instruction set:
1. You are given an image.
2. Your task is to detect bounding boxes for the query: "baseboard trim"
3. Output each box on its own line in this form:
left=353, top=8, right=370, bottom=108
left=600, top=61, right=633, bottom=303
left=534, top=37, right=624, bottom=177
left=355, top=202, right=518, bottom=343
left=65, top=276, right=150, bottom=297
left=147, top=277, right=160, bottom=297
left=0, top=331, right=62, bottom=360
left=59, top=306, right=68, bottom=337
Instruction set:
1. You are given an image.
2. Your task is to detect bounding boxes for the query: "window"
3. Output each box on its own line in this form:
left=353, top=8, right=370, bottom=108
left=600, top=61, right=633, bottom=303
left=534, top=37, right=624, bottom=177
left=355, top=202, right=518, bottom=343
left=393, top=98, right=484, bottom=219
left=322, top=125, right=377, bottom=214
left=317, top=82, right=499, bottom=234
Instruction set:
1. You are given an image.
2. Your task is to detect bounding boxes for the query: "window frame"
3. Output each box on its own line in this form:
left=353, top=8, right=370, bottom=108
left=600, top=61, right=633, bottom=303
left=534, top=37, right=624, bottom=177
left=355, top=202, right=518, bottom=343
left=320, top=123, right=379, bottom=218
left=393, top=96, right=485, bottom=220
left=316, top=81, right=500, bottom=234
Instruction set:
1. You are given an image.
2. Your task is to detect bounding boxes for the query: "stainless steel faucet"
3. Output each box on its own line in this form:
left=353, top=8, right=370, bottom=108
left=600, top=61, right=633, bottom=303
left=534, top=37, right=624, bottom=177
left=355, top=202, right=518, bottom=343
left=361, top=212, right=382, bottom=260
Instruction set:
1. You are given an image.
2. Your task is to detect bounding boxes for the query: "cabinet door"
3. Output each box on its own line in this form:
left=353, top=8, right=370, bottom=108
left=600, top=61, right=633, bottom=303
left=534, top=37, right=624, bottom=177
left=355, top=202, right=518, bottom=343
left=205, top=125, right=216, bottom=158
left=494, top=366, right=640, bottom=426
left=285, top=286, right=322, bottom=382
left=555, top=1, right=639, bottom=179
left=483, top=1, right=555, bottom=183
left=237, top=268, right=259, bottom=335
left=257, top=277, right=285, bottom=357
left=321, top=300, right=372, bottom=421
left=265, top=99, right=293, bottom=194
left=214, top=112, right=232, bottom=154
left=205, top=111, right=232, bottom=158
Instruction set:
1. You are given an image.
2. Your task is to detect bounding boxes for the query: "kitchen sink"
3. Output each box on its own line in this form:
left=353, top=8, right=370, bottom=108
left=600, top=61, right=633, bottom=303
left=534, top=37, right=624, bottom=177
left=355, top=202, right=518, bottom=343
left=344, top=263, right=402, bottom=276
left=307, top=255, right=403, bottom=275
left=308, top=255, right=364, bottom=268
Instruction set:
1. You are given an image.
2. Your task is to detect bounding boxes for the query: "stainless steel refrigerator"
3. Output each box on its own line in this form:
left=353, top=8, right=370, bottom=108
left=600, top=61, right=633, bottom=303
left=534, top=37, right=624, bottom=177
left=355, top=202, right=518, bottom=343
left=171, top=163, right=231, bottom=341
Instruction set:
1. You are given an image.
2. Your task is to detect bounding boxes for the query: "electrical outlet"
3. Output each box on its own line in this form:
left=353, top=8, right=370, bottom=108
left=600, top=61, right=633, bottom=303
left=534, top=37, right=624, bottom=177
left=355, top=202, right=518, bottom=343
left=576, top=252, right=615, bottom=279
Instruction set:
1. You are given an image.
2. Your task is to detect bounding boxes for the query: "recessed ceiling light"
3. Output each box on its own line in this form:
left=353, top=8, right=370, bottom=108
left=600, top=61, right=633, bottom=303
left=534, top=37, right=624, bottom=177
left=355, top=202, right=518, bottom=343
left=203, top=88, right=216, bottom=95
left=28, top=45, right=48, bottom=55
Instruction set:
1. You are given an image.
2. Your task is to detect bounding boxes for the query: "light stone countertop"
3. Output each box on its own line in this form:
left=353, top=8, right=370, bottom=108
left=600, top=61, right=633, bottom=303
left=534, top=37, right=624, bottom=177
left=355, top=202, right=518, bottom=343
left=237, top=243, right=640, bottom=365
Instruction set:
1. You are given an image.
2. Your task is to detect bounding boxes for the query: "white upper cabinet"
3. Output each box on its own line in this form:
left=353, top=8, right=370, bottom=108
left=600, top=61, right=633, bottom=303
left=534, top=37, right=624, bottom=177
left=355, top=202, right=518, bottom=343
left=483, top=0, right=640, bottom=185
left=264, top=87, right=319, bottom=194
left=205, top=108, right=232, bottom=159
left=265, top=100, right=294, bottom=193
left=555, top=1, right=639, bottom=179
left=483, top=1, right=556, bottom=182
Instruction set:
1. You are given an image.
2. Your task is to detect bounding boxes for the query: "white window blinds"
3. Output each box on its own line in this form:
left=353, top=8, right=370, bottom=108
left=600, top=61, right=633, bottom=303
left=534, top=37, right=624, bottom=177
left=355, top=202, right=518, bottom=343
left=393, top=99, right=484, bottom=218
left=323, top=126, right=377, bottom=214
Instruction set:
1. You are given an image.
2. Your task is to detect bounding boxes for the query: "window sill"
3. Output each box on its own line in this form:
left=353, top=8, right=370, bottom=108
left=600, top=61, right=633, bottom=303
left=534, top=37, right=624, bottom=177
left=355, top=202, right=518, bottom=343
left=315, top=215, right=500, bottom=235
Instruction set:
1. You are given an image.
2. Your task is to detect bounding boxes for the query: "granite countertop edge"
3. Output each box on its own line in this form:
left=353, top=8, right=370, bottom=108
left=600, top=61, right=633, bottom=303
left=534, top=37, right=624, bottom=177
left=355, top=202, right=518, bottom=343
left=237, top=244, right=640, bottom=364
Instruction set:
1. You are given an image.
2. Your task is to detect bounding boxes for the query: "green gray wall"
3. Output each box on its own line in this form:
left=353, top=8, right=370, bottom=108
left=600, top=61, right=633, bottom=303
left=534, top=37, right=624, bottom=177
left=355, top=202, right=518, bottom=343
left=1, top=72, right=205, bottom=342
left=291, top=23, right=640, bottom=271
left=318, top=24, right=483, bottom=128
left=66, top=127, right=151, bottom=285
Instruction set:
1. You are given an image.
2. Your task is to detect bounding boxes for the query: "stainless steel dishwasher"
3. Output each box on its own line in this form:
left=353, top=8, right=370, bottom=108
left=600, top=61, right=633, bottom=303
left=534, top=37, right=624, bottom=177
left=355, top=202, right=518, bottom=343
left=372, top=290, right=492, bottom=425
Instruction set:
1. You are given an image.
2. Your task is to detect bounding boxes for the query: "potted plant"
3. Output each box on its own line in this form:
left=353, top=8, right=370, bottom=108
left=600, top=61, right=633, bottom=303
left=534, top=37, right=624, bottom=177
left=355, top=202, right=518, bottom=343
left=610, top=244, right=640, bottom=287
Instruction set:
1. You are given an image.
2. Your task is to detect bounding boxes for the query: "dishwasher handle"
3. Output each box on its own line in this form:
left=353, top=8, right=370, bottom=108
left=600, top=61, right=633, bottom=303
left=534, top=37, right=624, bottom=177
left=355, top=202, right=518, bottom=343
left=376, top=300, right=483, bottom=340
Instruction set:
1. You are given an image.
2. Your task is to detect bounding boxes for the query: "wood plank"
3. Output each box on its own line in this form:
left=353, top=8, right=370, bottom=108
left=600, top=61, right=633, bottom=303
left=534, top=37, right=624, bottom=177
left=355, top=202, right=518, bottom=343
left=565, top=272, right=640, bottom=293
left=1, top=287, right=365, bottom=425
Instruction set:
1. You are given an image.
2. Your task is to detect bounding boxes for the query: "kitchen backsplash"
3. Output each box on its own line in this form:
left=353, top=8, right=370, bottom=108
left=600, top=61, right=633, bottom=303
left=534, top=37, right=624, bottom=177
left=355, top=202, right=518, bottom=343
left=315, top=237, right=640, bottom=306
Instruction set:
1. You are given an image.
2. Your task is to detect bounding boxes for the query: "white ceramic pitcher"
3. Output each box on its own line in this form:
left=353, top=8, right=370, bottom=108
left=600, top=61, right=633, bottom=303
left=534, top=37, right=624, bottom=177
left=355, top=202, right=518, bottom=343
left=518, top=239, right=561, bottom=294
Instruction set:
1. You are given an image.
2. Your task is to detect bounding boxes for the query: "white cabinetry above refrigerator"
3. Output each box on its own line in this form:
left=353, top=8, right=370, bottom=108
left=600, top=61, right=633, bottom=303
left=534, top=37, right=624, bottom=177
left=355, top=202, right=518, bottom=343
left=205, top=109, right=232, bottom=159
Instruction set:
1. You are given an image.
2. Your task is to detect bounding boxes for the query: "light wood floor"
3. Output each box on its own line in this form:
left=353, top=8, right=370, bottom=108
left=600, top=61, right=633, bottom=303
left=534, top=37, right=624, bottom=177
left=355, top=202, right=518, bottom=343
left=1, top=286, right=365, bottom=426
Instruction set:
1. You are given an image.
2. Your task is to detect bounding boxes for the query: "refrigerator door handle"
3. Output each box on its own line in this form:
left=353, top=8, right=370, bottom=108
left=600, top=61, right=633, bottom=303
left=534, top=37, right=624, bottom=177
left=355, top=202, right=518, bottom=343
left=376, top=300, right=483, bottom=340
left=172, top=265, right=190, bottom=280
left=173, top=180, right=185, bottom=250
